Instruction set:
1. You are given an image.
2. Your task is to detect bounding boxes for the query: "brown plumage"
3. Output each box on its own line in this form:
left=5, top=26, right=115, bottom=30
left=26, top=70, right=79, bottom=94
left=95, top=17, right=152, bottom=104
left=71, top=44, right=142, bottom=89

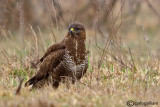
left=25, top=23, right=88, bottom=89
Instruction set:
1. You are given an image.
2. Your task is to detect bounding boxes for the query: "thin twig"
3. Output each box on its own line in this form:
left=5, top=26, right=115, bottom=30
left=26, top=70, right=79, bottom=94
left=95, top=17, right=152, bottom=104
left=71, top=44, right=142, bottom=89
left=15, top=77, right=24, bottom=95
left=146, top=0, right=160, bottom=20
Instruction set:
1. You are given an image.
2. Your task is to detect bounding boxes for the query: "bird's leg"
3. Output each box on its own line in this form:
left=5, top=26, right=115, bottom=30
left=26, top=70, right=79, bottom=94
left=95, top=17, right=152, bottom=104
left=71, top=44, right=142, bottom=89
left=72, top=77, right=76, bottom=84
left=52, top=80, right=59, bottom=89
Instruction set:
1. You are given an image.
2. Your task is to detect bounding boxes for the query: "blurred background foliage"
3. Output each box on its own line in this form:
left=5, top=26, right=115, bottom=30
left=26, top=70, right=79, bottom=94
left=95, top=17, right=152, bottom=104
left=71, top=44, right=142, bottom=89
left=0, top=1, right=160, bottom=106
left=0, top=0, right=160, bottom=33
left=0, top=0, right=160, bottom=52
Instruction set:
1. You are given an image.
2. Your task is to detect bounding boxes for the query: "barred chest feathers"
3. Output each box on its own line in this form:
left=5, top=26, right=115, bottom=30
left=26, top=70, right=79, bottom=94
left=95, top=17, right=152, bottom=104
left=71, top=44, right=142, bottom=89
left=62, top=38, right=88, bottom=76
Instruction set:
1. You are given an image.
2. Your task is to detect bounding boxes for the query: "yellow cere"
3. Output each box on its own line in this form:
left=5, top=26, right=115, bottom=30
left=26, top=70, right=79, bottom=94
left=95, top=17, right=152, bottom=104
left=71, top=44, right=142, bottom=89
left=70, top=28, right=74, bottom=31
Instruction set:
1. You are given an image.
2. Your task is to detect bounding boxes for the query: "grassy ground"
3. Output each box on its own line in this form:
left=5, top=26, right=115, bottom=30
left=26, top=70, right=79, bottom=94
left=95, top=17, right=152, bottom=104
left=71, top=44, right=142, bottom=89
left=0, top=28, right=160, bottom=107
left=0, top=2, right=160, bottom=106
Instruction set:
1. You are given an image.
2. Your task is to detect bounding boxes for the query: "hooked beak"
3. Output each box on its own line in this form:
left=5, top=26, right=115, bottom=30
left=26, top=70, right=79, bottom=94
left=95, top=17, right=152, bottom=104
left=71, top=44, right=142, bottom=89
left=69, top=28, right=74, bottom=34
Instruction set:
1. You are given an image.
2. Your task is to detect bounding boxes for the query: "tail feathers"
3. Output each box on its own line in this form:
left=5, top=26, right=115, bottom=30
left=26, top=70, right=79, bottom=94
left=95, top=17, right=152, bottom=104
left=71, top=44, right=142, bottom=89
left=25, top=76, right=37, bottom=87
left=25, top=73, right=49, bottom=87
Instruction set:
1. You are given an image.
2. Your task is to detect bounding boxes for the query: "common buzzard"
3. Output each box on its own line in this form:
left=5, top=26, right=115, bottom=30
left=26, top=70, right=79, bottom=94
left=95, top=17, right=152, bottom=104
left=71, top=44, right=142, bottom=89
left=25, top=23, right=88, bottom=89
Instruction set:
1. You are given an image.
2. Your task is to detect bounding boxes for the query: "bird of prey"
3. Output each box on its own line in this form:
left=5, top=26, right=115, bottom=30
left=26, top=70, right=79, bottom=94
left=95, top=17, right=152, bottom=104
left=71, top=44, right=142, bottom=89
left=25, top=23, right=88, bottom=89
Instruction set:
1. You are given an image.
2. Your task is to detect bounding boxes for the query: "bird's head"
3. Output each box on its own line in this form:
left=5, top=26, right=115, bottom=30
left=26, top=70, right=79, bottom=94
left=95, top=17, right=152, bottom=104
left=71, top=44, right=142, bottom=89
left=68, top=23, right=86, bottom=40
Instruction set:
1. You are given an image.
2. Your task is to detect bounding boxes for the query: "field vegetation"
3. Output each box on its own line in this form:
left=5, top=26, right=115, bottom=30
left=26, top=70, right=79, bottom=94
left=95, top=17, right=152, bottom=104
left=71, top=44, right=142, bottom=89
left=0, top=0, right=160, bottom=107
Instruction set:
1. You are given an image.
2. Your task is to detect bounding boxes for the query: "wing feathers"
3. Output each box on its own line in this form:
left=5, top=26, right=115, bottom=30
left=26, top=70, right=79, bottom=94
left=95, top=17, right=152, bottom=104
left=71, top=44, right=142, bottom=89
left=25, top=49, right=65, bottom=87
left=40, top=43, right=65, bottom=62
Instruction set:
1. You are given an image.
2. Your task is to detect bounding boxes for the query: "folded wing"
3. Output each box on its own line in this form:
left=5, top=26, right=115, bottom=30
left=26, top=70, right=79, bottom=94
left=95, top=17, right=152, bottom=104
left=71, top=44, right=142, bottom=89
left=25, top=49, right=65, bottom=88
left=40, top=43, right=65, bottom=62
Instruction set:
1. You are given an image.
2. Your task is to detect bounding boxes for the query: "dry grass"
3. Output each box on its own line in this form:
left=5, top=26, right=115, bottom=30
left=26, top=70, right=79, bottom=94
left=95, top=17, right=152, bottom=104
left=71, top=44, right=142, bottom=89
left=0, top=0, right=160, bottom=107
left=0, top=29, right=160, bottom=107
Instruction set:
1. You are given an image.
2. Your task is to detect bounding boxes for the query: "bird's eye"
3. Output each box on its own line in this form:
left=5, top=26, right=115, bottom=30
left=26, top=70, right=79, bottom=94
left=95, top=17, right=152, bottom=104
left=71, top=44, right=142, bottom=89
left=75, top=28, right=80, bottom=30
